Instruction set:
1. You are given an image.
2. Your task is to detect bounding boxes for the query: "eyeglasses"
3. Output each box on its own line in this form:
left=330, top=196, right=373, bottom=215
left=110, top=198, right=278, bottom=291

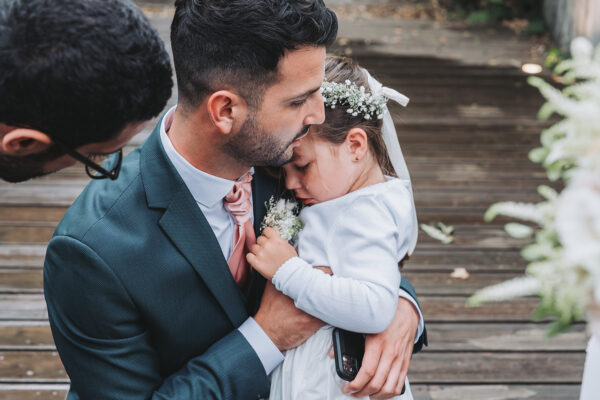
left=53, top=139, right=123, bottom=180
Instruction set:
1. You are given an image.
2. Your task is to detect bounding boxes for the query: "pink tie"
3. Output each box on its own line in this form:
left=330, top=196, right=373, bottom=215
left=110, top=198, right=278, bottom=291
left=223, top=172, right=256, bottom=288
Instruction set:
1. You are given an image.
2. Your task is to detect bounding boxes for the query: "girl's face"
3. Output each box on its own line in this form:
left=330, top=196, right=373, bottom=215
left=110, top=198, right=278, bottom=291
left=283, top=133, right=358, bottom=205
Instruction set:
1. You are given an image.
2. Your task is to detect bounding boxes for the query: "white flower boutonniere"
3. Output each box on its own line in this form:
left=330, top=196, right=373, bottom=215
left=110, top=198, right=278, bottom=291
left=260, top=197, right=304, bottom=244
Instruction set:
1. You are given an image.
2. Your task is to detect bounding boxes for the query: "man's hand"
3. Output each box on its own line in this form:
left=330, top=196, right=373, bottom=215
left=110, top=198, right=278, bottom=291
left=247, top=227, right=297, bottom=280
left=343, top=298, right=419, bottom=399
left=254, top=281, right=324, bottom=351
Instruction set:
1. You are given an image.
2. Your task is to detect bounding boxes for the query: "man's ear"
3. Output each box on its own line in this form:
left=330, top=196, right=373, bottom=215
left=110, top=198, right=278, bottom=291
left=206, top=90, right=248, bottom=135
left=1, top=128, right=53, bottom=156
left=345, top=128, right=369, bottom=161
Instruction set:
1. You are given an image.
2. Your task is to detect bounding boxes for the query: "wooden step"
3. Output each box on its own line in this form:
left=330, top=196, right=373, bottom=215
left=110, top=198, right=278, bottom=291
left=0, top=350, right=584, bottom=384
left=0, top=322, right=586, bottom=352
left=0, top=384, right=581, bottom=400
left=0, top=294, right=541, bottom=322
left=411, top=384, right=580, bottom=399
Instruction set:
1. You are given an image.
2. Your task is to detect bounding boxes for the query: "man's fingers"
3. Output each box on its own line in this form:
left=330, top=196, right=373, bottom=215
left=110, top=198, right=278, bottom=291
left=395, top=361, right=410, bottom=395
left=370, top=355, right=403, bottom=399
left=343, top=345, right=382, bottom=395
left=256, top=235, right=267, bottom=246
left=351, top=347, right=394, bottom=398
left=328, top=345, right=334, bottom=358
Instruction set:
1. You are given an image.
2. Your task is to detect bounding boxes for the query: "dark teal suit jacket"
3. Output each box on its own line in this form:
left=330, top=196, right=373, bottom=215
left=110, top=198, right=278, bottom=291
left=44, top=117, right=426, bottom=399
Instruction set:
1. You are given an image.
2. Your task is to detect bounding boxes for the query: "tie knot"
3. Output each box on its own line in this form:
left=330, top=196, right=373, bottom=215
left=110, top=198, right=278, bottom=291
left=224, top=172, right=253, bottom=225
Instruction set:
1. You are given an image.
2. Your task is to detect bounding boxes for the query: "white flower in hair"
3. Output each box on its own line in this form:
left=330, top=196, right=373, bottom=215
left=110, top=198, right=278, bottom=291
left=320, top=80, right=388, bottom=120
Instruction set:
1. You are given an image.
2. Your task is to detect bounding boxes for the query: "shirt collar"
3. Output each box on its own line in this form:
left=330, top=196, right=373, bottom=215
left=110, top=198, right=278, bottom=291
left=159, top=105, right=253, bottom=208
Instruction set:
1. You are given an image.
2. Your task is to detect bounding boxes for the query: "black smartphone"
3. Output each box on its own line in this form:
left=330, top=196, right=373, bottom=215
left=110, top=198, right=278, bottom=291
left=332, top=328, right=406, bottom=394
left=332, top=328, right=364, bottom=381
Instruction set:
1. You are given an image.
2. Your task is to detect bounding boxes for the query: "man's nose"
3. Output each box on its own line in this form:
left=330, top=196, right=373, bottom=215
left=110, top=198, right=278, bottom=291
left=304, top=92, right=325, bottom=126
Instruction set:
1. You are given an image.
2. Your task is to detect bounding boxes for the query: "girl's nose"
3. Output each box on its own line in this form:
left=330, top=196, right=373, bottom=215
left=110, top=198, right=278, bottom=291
left=285, top=171, right=301, bottom=190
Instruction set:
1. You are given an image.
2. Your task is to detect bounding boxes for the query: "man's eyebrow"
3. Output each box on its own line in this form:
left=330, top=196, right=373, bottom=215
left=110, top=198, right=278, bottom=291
left=286, top=86, right=321, bottom=102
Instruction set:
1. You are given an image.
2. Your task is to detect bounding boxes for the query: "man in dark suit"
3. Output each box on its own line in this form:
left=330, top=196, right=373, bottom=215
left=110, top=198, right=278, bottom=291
left=44, top=1, right=427, bottom=398
left=0, top=0, right=172, bottom=182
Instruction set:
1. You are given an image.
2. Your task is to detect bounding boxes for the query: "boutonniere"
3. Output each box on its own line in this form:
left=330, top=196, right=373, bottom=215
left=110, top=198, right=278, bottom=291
left=260, top=196, right=304, bottom=244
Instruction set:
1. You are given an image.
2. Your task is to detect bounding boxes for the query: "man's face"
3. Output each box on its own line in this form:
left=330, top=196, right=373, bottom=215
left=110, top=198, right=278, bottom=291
left=223, top=46, right=326, bottom=167
left=0, top=122, right=145, bottom=182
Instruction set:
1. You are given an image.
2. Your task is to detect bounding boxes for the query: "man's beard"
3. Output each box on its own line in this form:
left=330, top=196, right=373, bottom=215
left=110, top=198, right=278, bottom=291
left=0, top=145, right=66, bottom=183
left=222, top=111, right=309, bottom=167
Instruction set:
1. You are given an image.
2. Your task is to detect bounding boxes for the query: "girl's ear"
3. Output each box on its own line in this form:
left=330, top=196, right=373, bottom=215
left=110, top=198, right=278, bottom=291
left=206, top=90, right=248, bottom=136
left=1, top=128, right=53, bottom=156
left=345, top=128, right=368, bottom=161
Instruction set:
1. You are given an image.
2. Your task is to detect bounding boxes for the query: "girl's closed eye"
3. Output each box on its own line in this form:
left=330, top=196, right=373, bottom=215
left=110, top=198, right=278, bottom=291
left=295, top=162, right=309, bottom=171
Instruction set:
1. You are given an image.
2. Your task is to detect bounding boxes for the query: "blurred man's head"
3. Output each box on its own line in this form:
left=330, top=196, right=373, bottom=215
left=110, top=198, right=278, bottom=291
left=170, top=0, right=337, bottom=167
left=0, top=0, right=173, bottom=182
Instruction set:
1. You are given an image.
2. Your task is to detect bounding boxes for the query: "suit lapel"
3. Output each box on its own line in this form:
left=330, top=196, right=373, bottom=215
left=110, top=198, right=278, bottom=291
left=246, top=168, right=280, bottom=313
left=141, top=121, right=248, bottom=328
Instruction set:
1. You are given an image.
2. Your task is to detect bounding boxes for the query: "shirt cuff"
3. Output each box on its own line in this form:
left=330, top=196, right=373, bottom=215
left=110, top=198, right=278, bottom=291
left=238, top=317, right=285, bottom=375
left=398, top=288, right=425, bottom=344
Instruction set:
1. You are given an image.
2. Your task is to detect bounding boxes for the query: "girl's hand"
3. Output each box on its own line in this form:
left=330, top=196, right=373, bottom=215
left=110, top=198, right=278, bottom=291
left=247, top=227, right=298, bottom=280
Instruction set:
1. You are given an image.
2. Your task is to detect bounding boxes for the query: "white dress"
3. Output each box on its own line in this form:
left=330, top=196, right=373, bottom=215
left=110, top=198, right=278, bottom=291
left=269, top=178, right=415, bottom=400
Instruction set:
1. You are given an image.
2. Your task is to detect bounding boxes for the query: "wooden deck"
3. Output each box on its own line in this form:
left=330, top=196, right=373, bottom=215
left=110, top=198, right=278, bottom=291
left=0, top=39, right=587, bottom=400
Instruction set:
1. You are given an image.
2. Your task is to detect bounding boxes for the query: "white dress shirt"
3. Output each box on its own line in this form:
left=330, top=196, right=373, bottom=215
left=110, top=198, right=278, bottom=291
left=159, top=106, right=423, bottom=374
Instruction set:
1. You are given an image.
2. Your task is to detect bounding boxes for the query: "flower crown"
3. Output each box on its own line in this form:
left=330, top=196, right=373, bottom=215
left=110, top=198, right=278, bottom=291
left=320, top=80, right=388, bottom=120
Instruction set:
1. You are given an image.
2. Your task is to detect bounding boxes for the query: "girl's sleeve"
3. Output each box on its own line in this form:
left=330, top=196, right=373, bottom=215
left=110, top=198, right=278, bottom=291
left=271, top=192, right=413, bottom=333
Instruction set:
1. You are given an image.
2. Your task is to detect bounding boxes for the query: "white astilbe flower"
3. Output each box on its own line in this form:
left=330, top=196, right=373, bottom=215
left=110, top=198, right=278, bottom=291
left=484, top=201, right=545, bottom=224
left=470, top=37, right=600, bottom=335
left=468, top=277, right=540, bottom=306
left=260, top=197, right=304, bottom=244
left=420, top=222, right=454, bottom=244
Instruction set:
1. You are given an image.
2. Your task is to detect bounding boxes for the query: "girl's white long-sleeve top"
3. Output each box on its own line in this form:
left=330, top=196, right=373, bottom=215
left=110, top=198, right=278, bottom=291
left=271, top=178, right=415, bottom=334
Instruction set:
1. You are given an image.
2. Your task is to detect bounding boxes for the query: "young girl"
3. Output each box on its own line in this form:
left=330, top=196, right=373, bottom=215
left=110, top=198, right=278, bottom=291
left=247, top=56, right=419, bottom=400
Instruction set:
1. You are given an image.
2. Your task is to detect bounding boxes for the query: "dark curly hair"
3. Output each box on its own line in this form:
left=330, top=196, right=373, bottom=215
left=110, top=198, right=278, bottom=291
left=171, top=0, right=338, bottom=111
left=0, top=0, right=173, bottom=148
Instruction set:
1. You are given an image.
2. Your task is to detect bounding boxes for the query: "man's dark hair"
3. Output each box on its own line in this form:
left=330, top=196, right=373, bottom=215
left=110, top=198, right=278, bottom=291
left=171, top=0, right=337, bottom=110
left=0, top=0, right=173, bottom=148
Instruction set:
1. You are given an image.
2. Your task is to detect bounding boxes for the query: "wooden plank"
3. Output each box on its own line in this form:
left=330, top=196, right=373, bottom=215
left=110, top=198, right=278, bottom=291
left=426, top=323, right=588, bottom=352
left=402, top=271, right=524, bottom=296
left=0, top=269, right=43, bottom=294
left=0, top=352, right=68, bottom=383
left=0, top=321, right=587, bottom=352
left=0, top=296, right=47, bottom=321
left=0, top=385, right=68, bottom=400
left=0, top=207, right=66, bottom=223
left=411, top=384, right=580, bottom=400
left=0, top=225, right=55, bottom=244
left=0, top=268, right=524, bottom=296
left=0, top=293, right=541, bottom=322
left=0, top=323, right=54, bottom=350
left=405, top=249, right=526, bottom=272
left=0, top=245, right=527, bottom=271
left=0, top=385, right=581, bottom=400
left=420, top=296, right=539, bottom=322
left=409, top=352, right=584, bottom=384
left=0, top=245, right=46, bottom=268
left=0, top=350, right=584, bottom=384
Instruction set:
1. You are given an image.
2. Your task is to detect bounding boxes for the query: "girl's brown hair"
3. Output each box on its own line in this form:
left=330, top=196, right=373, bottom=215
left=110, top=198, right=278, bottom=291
left=313, top=56, right=395, bottom=176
